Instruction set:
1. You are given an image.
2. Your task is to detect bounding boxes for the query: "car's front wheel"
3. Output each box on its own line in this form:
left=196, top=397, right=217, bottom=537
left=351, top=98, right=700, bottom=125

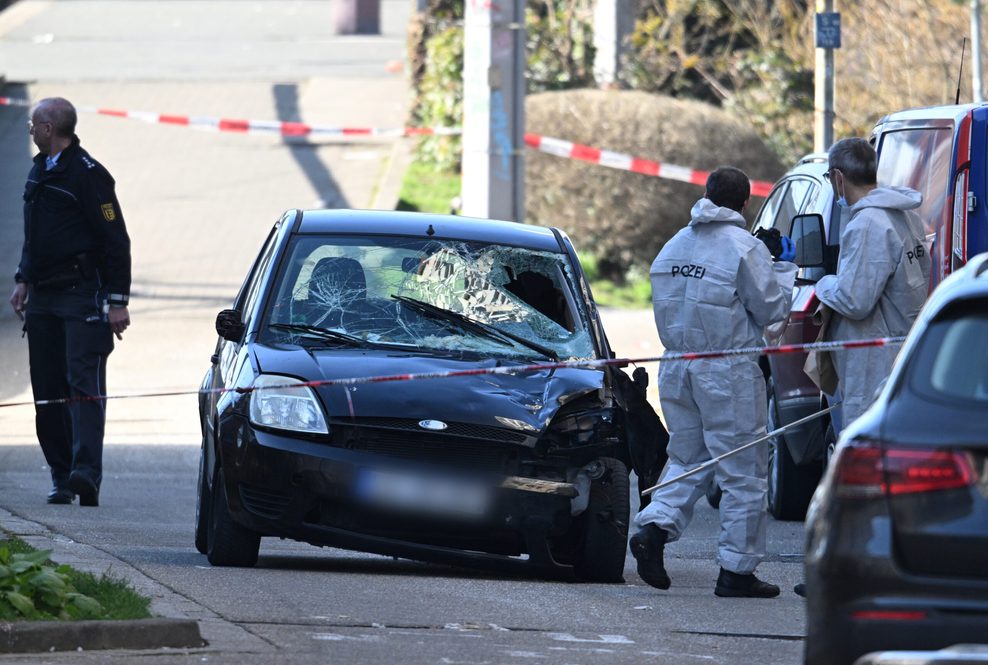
left=207, top=469, right=261, bottom=567
left=574, top=457, right=629, bottom=583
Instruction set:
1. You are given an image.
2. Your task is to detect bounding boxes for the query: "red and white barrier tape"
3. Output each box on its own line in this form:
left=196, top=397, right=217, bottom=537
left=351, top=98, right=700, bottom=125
left=523, top=133, right=774, bottom=198
left=3, top=96, right=774, bottom=195
left=0, top=96, right=457, bottom=138
left=0, top=336, right=904, bottom=409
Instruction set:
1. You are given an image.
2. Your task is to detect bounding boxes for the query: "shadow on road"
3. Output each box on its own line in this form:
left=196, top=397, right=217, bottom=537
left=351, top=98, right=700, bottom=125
left=273, top=82, right=349, bottom=209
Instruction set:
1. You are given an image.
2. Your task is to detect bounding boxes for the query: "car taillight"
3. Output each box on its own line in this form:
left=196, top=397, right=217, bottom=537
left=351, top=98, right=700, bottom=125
left=834, top=443, right=976, bottom=498
left=852, top=609, right=928, bottom=621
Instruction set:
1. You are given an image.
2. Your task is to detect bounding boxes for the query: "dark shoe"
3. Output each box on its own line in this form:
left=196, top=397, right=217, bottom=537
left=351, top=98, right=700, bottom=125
left=714, top=568, right=780, bottom=598
left=69, top=471, right=99, bottom=507
left=794, top=582, right=806, bottom=597
left=46, top=487, right=75, bottom=505
left=629, top=524, right=671, bottom=590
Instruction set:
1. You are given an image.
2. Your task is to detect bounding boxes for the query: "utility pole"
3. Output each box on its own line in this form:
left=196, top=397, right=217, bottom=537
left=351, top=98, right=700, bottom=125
left=334, top=0, right=380, bottom=34
left=814, top=0, right=839, bottom=153
left=593, top=0, right=635, bottom=87
left=973, top=0, right=983, bottom=103
left=461, top=0, right=526, bottom=222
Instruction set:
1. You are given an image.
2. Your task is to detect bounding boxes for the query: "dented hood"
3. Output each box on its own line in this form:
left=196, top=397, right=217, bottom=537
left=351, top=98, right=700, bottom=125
left=252, top=344, right=606, bottom=434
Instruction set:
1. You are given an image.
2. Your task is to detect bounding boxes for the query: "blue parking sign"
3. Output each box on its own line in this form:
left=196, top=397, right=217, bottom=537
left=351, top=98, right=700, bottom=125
left=816, top=12, right=841, bottom=49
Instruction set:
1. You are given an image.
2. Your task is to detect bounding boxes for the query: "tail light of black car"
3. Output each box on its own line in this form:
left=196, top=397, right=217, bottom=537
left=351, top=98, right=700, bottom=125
left=832, top=441, right=977, bottom=499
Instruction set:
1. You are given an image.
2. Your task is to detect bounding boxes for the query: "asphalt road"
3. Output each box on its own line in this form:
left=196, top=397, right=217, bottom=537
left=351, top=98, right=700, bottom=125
left=0, top=2, right=808, bottom=663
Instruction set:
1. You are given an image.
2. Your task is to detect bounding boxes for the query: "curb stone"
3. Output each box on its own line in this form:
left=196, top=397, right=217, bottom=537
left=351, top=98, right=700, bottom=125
left=0, top=618, right=204, bottom=654
left=0, top=509, right=213, bottom=654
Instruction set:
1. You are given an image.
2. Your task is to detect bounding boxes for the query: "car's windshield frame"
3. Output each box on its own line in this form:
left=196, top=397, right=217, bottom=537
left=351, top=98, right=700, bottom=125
left=257, top=232, right=596, bottom=361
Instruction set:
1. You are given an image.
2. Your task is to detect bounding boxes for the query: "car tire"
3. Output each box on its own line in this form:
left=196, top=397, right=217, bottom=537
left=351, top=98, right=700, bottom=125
left=194, top=441, right=211, bottom=555
left=766, top=384, right=822, bottom=521
left=574, top=457, right=629, bottom=583
left=705, top=482, right=722, bottom=509
left=207, top=469, right=261, bottom=567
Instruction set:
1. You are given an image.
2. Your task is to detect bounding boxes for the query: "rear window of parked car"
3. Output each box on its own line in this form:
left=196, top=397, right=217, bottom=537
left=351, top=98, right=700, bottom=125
left=907, top=300, right=988, bottom=403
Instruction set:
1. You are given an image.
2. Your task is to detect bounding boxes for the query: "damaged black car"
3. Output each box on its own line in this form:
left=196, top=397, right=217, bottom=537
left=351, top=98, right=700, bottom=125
left=195, top=209, right=666, bottom=581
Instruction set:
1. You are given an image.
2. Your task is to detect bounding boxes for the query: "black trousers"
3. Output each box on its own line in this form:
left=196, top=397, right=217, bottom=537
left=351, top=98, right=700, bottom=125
left=25, top=280, right=114, bottom=490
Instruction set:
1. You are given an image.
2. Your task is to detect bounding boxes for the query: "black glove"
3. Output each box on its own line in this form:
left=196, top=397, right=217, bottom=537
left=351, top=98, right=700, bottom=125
left=754, top=227, right=795, bottom=261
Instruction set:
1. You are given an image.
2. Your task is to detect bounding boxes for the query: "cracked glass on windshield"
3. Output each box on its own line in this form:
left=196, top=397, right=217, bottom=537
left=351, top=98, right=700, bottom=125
left=262, top=235, right=594, bottom=360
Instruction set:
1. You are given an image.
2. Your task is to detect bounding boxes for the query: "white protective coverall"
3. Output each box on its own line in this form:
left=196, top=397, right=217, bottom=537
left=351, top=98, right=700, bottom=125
left=634, top=198, right=797, bottom=574
left=815, top=186, right=931, bottom=424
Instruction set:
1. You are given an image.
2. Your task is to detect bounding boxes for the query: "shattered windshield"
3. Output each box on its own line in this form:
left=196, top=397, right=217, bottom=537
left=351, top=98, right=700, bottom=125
left=262, top=234, right=595, bottom=360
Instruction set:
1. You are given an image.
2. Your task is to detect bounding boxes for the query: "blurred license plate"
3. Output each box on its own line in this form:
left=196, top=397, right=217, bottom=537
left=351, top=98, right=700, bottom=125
left=355, top=469, right=491, bottom=518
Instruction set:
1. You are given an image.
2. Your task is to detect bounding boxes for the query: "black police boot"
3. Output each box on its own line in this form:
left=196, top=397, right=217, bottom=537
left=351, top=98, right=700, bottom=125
left=714, top=568, right=780, bottom=598
left=794, top=582, right=806, bottom=597
left=69, top=471, right=99, bottom=507
left=629, top=524, right=671, bottom=590
left=46, top=486, right=75, bottom=505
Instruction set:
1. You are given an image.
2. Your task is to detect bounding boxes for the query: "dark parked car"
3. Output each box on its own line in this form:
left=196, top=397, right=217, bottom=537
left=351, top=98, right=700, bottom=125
left=750, top=153, right=839, bottom=520
left=802, top=251, right=988, bottom=665
left=195, top=209, right=665, bottom=581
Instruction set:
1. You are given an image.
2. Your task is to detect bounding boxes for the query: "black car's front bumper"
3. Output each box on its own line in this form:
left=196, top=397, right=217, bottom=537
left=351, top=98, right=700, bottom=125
left=216, top=417, right=588, bottom=577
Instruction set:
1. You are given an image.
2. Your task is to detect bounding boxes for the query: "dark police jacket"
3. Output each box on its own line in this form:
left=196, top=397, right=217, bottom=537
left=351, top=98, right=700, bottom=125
left=17, top=136, right=131, bottom=307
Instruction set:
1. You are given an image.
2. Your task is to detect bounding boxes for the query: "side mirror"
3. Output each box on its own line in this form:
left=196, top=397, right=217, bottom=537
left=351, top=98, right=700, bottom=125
left=215, top=309, right=245, bottom=342
left=790, top=213, right=826, bottom=268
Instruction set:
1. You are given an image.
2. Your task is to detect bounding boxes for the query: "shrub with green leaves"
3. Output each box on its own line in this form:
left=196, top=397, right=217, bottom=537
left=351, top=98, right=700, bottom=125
left=0, top=547, right=103, bottom=621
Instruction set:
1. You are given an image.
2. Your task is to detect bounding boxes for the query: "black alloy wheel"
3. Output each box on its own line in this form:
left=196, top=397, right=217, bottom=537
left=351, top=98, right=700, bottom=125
left=574, top=457, right=630, bottom=583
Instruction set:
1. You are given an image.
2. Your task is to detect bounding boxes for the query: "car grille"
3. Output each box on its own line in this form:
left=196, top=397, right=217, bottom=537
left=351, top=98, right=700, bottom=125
left=350, top=430, right=508, bottom=468
left=239, top=484, right=293, bottom=519
left=336, top=417, right=531, bottom=444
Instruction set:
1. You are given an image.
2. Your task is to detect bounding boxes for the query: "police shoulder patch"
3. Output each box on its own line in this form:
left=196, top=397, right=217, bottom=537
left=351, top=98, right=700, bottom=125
left=101, top=203, right=116, bottom=222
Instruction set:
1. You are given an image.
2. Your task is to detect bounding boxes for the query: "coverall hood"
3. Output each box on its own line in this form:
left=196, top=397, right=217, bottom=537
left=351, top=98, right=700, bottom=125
left=849, top=186, right=922, bottom=215
left=688, top=198, right=747, bottom=229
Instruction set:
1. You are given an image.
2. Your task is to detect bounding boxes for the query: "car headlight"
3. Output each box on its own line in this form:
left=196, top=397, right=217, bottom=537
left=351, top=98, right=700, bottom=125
left=249, top=375, right=329, bottom=434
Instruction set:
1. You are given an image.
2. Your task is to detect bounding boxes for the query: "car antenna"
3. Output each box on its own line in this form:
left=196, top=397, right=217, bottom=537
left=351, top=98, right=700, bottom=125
left=955, top=37, right=967, bottom=105
left=426, top=224, right=435, bottom=236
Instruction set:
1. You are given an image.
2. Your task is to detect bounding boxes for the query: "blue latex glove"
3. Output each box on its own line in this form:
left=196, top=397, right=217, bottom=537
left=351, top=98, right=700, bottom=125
left=754, top=228, right=796, bottom=262
left=778, top=235, right=796, bottom=262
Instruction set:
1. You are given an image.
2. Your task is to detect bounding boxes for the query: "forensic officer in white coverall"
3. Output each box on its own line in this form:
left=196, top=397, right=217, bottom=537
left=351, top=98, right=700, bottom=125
left=816, top=137, right=931, bottom=425
left=631, top=166, right=797, bottom=598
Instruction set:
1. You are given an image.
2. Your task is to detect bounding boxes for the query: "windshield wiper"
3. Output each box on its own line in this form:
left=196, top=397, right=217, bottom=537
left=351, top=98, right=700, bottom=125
left=391, top=295, right=559, bottom=361
left=269, top=322, right=365, bottom=347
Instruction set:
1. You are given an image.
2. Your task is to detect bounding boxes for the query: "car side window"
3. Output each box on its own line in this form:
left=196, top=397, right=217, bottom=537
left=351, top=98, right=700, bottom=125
left=239, top=226, right=281, bottom=323
left=753, top=182, right=790, bottom=232
left=753, top=178, right=820, bottom=235
left=778, top=178, right=818, bottom=232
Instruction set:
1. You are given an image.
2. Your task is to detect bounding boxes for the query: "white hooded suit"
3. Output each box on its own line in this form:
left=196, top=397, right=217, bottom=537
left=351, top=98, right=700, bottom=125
left=634, top=198, right=797, bottom=574
left=815, top=186, right=931, bottom=424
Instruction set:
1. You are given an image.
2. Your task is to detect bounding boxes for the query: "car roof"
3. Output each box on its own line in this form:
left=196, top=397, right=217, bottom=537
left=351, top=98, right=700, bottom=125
left=874, top=102, right=988, bottom=125
left=920, top=252, right=988, bottom=319
left=293, top=209, right=565, bottom=252
left=782, top=153, right=829, bottom=177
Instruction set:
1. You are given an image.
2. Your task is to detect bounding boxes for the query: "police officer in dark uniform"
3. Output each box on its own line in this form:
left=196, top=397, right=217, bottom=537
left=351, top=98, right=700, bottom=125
left=8, top=97, right=132, bottom=507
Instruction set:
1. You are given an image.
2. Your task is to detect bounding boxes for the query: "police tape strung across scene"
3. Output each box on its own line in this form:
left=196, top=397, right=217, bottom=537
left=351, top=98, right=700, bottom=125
left=2, top=97, right=775, bottom=195
left=0, top=335, right=906, bottom=409
left=522, top=133, right=775, bottom=198
left=0, top=96, right=458, bottom=139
